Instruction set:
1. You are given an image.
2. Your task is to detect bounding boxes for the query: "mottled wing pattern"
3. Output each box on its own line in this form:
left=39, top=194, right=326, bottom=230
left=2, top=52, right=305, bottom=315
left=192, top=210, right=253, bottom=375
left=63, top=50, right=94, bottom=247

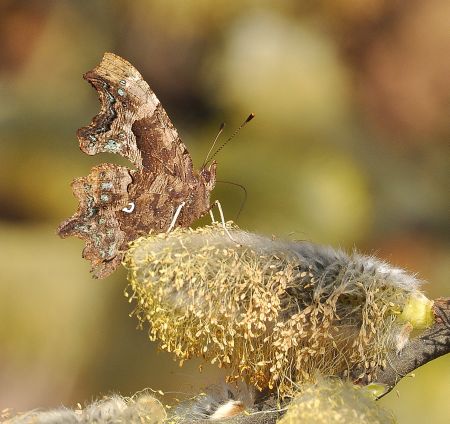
left=58, top=53, right=216, bottom=278
left=77, top=52, right=194, bottom=179
left=58, top=164, right=132, bottom=278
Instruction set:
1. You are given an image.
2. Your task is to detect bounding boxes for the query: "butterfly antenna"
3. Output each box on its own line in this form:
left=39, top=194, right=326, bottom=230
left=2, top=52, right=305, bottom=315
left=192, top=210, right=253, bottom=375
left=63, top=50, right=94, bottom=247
left=217, top=180, right=248, bottom=220
left=202, top=122, right=225, bottom=169
left=205, top=113, right=255, bottom=166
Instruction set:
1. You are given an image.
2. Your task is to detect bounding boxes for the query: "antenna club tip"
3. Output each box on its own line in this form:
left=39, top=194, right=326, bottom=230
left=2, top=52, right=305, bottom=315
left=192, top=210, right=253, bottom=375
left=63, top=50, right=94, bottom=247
left=246, top=113, right=255, bottom=122
left=220, top=122, right=226, bottom=130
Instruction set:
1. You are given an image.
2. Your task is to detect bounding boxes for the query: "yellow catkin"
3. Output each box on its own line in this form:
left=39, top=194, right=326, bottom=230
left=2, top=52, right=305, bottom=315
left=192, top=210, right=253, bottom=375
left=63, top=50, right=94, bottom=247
left=123, top=223, right=427, bottom=398
left=278, top=378, right=395, bottom=424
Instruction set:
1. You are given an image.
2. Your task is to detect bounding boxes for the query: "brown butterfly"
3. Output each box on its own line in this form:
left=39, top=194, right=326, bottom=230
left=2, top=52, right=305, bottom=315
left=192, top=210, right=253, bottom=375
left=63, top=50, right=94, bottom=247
left=58, top=53, right=218, bottom=278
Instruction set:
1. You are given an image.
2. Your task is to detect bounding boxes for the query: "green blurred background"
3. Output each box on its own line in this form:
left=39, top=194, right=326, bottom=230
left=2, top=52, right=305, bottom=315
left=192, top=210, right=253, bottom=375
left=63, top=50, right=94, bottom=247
left=0, top=0, right=448, bottom=422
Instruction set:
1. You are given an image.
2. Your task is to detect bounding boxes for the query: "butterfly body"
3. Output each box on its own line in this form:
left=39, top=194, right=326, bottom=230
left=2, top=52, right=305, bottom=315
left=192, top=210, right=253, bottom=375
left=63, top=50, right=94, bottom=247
left=58, top=53, right=216, bottom=278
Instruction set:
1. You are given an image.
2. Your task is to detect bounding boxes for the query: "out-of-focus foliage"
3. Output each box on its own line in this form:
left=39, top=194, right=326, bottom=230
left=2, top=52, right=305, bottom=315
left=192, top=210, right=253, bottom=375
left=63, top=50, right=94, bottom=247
left=0, top=0, right=448, bottom=422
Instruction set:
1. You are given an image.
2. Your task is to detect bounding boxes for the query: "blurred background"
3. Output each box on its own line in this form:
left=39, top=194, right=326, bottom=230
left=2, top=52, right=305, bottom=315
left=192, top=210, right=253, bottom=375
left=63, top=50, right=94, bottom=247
left=0, top=0, right=448, bottom=422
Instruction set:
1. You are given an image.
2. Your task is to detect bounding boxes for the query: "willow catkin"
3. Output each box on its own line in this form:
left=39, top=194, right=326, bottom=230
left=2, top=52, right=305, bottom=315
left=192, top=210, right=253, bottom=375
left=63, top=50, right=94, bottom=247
left=4, top=393, right=166, bottom=424
left=2, top=381, right=392, bottom=424
left=123, top=223, right=432, bottom=398
left=277, top=378, right=395, bottom=424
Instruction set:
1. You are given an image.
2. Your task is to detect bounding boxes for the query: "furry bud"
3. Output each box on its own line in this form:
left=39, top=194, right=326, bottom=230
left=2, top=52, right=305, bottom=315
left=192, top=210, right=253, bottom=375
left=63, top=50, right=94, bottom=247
left=124, top=224, right=429, bottom=397
left=4, top=393, right=166, bottom=424
left=278, top=378, right=395, bottom=424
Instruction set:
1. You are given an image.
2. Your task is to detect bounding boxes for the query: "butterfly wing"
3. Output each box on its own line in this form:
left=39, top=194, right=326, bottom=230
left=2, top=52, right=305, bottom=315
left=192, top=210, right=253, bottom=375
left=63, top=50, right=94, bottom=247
left=57, top=163, right=132, bottom=278
left=77, top=52, right=194, bottom=180
left=58, top=53, right=216, bottom=278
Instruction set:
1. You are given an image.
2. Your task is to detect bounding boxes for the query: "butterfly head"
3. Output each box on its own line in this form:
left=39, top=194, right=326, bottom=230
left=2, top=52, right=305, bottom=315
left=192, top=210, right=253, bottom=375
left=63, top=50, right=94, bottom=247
left=200, top=161, right=217, bottom=192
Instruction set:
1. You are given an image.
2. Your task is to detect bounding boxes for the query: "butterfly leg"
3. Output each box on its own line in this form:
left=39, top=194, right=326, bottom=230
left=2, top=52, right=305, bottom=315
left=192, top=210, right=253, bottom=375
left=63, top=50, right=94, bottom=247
left=212, top=200, right=240, bottom=245
left=167, top=202, right=186, bottom=233
left=209, top=209, right=216, bottom=223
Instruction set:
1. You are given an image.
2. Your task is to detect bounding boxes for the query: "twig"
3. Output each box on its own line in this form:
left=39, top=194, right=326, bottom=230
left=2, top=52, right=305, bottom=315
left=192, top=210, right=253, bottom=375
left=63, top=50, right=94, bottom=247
left=374, top=297, right=450, bottom=398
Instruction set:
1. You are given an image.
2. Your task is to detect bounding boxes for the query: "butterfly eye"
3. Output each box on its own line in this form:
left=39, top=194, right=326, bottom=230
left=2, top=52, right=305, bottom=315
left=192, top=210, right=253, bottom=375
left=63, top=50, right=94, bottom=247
left=122, top=202, right=135, bottom=213
left=202, top=170, right=211, bottom=183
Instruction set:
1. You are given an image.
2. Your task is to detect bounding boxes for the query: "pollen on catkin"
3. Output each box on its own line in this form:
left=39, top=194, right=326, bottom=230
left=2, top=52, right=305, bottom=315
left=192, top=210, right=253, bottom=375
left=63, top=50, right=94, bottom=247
left=123, top=223, right=430, bottom=398
left=277, top=377, right=396, bottom=424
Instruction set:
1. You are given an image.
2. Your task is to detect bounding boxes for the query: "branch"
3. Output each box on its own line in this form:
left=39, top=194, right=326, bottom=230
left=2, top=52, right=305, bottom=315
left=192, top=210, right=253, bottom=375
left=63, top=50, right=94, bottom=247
left=374, top=297, right=450, bottom=397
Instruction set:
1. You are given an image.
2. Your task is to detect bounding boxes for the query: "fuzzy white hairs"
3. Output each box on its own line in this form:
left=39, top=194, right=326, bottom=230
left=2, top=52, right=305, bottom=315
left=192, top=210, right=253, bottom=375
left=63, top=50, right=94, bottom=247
left=124, top=223, right=431, bottom=398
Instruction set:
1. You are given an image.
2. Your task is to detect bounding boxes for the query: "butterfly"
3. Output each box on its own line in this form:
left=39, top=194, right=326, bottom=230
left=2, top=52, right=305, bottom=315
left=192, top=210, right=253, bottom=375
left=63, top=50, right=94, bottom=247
left=57, top=53, right=218, bottom=278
